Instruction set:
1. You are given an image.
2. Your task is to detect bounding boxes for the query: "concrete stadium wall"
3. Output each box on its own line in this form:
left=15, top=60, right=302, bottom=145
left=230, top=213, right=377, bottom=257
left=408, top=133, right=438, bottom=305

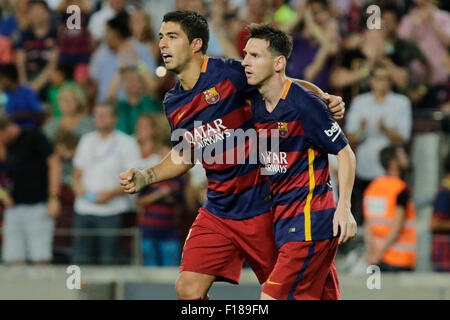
left=0, top=267, right=448, bottom=300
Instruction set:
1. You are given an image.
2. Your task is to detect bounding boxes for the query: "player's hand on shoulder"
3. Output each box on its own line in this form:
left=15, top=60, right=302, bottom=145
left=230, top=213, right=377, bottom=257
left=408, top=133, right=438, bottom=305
left=321, top=93, right=345, bottom=120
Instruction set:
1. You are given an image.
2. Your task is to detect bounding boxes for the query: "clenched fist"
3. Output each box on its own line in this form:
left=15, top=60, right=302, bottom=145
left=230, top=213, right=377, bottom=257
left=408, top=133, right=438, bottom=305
left=120, top=168, right=151, bottom=194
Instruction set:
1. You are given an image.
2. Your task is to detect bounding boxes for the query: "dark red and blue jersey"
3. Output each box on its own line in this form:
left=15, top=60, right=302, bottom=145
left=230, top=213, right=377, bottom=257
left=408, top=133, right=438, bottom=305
left=163, top=57, right=272, bottom=220
left=252, top=80, right=349, bottom=248
left=138, top=177, right=185, bottom=240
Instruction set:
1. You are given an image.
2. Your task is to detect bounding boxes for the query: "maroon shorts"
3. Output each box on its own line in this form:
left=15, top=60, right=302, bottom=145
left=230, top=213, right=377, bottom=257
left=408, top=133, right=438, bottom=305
left=261, top=237, right=340, bottom=300
left=180, top=208, right=277, bottom=284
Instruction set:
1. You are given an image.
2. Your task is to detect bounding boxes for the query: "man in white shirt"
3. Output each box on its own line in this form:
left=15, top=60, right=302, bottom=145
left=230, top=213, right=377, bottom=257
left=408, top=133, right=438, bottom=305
left=345, top=62, right=412, bottom=225
left=72, top=102, right=140, bottom=265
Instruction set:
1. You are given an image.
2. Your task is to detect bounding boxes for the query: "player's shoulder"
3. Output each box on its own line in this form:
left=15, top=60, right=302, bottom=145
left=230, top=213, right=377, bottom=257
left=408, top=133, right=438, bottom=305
left=287, top=80, right=324, bottom=111
left=207, top=56, right=244, bottom=73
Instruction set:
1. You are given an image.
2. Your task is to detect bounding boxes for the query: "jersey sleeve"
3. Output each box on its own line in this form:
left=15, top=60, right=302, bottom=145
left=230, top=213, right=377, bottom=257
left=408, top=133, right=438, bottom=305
left=300, top=91, right=349, bottom=155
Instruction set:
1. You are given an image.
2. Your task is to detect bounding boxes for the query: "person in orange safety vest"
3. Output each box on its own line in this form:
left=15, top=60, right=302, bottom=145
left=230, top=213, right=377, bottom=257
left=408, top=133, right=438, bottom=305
left=363, top=144, right=416, bottom=272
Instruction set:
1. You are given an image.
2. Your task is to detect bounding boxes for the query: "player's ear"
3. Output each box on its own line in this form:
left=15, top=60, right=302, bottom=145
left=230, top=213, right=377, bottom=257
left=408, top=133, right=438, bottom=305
left=274, top=55, right=286, bottom=73
left=191, top=38, right=203, bottom=54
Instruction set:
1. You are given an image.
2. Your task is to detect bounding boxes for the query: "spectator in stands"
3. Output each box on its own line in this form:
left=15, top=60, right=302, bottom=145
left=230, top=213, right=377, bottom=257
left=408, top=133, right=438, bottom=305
left=89, top=13, right=157, bottom=103
left=129, top=7, right=160, bottom=64
left=44, top=84, right=94, bottom=139
left=287, top=0, right=339, bottom=91
left=175, top=0, right=237, bottom=58
left=88, top=0, right=128, bottom=48
left=398, top=0, right=450, bottom=102
left=55, top=0, right=92, bottom=67
left=381, top=4, right=431, bottom=106
left=269, top=0, right=298, bottom=27
left=0, top=0, right=29, bottom=64
left=14, top=0, right=59, bottom=98
left=47, top=63, right=75, bottom=118
left=53, top=127, right=80, bottom=187
left=236, top=0, right=270, bottom=58
left=330, top=29, right=384, bottom=103
left=430, top=153, right=450, bottom=272
left=72, top=102, right=140, bottom=265
left=0, top=0, right=29, bottom=40
left=135, top=113, right=184, bottom=266
left=345, top=62, right=412, bottom=225
left=0, top=63, right=45, bottom=128
left=0, top=113, right=61, bottom=265
left=108, top=65, right=160, bottom=136
left=143, top=0, right=175, bottom=42
left=363, top=144, right=417, bottom=272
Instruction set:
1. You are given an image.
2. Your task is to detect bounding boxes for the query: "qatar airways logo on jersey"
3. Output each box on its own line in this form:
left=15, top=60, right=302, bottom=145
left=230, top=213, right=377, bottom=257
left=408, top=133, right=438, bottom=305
left=261, top=151, right=288, bottom=174
left=171, top=122, right=281, bottom=172
left=183, top=118, right=232, bottom=148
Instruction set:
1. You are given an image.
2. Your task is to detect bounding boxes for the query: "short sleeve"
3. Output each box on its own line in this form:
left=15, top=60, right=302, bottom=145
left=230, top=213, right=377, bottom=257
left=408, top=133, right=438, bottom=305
left=73, top=134, right=89, bottom=169
left=301, top=91, right=349, bottom=155
left=396, top=187, right=411, bottom=209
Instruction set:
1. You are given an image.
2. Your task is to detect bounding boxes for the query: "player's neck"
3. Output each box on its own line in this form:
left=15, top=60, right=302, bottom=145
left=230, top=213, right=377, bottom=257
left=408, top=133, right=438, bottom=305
left=260, top=74, right=288, bottom=113
left=178, top=55, right=205, bottom=91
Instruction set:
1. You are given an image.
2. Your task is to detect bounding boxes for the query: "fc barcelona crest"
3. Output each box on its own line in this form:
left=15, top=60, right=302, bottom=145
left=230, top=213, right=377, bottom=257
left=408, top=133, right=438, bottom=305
left=278, top=122, right=288, bottom=137
left=203, top=87, right=220, bottom=104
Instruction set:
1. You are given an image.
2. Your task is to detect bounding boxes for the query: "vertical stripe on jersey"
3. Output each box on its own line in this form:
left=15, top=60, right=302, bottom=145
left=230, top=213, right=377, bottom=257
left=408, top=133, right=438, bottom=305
left=304, top=148, right=316, bottom=241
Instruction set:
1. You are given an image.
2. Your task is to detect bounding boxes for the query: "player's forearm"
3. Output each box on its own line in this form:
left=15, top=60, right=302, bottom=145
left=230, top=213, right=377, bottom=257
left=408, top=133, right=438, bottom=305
left=143, top=149, right=194, bottom=185
left=336, top=145, right=356, bottom=209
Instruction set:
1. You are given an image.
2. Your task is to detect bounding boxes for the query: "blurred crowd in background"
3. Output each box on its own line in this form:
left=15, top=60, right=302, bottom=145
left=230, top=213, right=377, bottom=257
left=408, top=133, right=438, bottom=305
left=0, top=0, right=448, bottom=272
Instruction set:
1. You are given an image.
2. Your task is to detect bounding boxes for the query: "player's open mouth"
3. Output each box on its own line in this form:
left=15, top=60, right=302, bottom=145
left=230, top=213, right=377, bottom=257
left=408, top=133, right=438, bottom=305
left=162, top=53, right=172, bottom=63
left=245, top=70, right=253, bottom=78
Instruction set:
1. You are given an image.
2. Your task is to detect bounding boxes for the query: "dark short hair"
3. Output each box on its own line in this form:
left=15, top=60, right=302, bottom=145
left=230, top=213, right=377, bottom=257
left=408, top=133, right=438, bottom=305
left=0, top=63, right=19, bottom=83
left=247, top=23, right=293, bottom=60
left=380, top=144, right=402, bottom=171
left=162, top=10, right=209, bottom=54
left=106, top=11, right=131, bottom=39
